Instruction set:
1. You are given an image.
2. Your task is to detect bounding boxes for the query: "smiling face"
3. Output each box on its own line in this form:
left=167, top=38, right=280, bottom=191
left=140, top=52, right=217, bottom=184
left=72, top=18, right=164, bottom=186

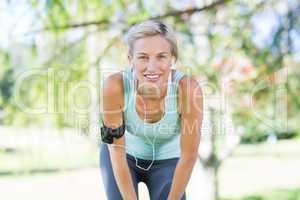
left=129, top=35, right=174, bottom=98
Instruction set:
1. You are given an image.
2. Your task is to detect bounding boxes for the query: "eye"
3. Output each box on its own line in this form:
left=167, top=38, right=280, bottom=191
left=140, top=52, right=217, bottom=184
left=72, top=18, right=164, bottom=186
left=138, top=56, right=148, bottom=60
left=158, top=55, right=167, bottom=59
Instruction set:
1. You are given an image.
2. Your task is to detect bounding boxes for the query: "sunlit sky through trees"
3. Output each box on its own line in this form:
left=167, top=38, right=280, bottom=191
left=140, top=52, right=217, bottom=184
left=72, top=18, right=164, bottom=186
left=0, top=0, right=299, bottom=53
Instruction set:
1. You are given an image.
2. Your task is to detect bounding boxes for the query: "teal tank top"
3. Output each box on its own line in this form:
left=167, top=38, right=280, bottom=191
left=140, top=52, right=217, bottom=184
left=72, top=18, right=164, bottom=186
left=122, top=67, right=185, bottom=160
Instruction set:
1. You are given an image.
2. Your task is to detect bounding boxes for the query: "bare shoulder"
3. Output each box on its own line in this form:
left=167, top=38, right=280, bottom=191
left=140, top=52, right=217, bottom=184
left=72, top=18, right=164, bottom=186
left=103, top=72, right=124, bottom=107
left=177, top=75, right=202, bottom=115
left=178, top=75, right=200, bottom=90
left=103, top=72, right=123, bottom=95
left=178, top=75, right=202, bottom=98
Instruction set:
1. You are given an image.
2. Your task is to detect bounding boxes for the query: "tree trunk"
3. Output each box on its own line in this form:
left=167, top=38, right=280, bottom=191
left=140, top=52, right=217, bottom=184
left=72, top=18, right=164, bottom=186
left=196, top=106, right=220, bottom=200
left=201, top=163, right=219, bottom=200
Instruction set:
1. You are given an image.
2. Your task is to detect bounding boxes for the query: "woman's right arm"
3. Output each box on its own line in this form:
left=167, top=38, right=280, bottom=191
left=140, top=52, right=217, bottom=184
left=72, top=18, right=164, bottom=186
left=101, top=73, right=137, bottom=200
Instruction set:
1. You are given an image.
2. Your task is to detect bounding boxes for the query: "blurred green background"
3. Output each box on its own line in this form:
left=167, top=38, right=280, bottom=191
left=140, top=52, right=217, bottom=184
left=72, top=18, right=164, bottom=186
left=0, top=0, right=299, bottom=200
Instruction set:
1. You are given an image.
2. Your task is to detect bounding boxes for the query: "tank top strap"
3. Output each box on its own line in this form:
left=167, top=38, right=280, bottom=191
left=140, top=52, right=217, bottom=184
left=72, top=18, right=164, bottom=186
left=172, top=70, right=186, bottom=89
left=167, top=70, right=186, bottom=113
left=122, top=67, right=134, bottom=112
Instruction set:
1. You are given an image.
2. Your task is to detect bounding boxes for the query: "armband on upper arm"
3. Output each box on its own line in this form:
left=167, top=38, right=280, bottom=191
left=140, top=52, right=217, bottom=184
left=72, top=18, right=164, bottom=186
left=100, top=122, right=125, bottom=144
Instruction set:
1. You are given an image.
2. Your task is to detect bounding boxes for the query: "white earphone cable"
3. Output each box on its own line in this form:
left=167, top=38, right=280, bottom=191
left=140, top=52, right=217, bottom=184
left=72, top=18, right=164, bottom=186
left=132, top=69, right=172, bottom=171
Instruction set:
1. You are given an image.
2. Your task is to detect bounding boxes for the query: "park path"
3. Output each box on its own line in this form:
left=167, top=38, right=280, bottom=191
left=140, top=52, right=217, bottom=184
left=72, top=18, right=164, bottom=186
left=0, top=167, right=152, bottom=200
left=1, top=156, right=300, bottom=200
left=0, top=168, right=106, bottom=200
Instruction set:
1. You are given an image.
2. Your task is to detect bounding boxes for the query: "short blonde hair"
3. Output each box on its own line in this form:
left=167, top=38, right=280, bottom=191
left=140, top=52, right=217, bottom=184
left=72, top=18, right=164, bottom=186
left=124, top=20, right=178, bottom=60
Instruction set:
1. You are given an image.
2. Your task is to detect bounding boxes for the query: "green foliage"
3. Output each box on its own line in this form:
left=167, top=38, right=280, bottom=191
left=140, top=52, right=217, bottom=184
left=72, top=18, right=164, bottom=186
left=0, top=69, right=14, bottom=109
left=241, top=131, right=298, bottom=144
left=0, top=0, right=299, bottom=130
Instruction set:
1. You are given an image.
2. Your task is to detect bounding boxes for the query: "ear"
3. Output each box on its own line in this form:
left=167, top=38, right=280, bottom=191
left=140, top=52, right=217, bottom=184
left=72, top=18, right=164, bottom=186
left=128, top=54, right=133, bottom=62
left=171, top=57, right=176, bottom=69
left=128, top=54, right=134, bottom=67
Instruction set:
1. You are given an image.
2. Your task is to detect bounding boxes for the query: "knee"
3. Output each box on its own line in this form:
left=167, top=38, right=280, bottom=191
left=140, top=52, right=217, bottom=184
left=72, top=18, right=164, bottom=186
left=157, top=181, right=172, bottom=200
left=159, top=182, right=186, bottom=200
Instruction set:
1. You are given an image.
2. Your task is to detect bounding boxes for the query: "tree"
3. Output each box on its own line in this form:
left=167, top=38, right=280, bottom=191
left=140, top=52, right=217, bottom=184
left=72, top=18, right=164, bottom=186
left=0, top=0, right=299, bottom=199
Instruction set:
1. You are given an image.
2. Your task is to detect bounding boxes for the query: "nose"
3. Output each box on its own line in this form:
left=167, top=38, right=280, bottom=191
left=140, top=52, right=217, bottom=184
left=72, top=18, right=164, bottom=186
left=146, top=58, right=157, bottom=71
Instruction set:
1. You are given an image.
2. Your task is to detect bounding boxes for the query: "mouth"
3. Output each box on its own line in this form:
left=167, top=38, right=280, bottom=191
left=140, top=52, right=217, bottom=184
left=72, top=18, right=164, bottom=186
left=143, top=74, right=161, bottom=82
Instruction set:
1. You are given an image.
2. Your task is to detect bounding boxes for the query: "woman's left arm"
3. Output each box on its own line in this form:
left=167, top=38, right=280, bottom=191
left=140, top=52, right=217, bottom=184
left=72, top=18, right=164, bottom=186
left=168, top=76, right=203, bottom=200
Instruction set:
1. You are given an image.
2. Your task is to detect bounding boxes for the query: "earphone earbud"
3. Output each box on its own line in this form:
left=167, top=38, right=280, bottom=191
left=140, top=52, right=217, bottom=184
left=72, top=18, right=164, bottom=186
left=171, top=59, right=176, bottom=69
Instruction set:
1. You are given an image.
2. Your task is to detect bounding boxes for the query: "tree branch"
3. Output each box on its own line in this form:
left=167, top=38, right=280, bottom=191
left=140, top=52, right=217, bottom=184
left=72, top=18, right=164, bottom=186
left=29, top=19, right=110, bottom=34
left=149, top=0, right=231, bottom=20
left=93, top=36, right=120, bottom=66
left=31, top=0, right=231, bottom=33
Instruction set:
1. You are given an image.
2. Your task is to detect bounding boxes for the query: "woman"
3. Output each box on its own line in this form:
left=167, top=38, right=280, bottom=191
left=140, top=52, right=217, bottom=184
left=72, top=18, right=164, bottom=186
left=100, top=20, right=203, bottom=200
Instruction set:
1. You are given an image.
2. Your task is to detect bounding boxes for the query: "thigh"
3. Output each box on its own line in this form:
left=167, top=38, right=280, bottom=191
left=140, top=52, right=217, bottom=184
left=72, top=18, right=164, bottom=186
left=99, top=143, right=139, bottom=200
left=145, top=158, right=186, bottom=200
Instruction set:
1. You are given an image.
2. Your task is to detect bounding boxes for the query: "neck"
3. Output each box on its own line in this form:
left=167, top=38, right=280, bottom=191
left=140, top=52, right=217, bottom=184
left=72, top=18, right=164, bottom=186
left=137, top=86, right=167, bottom=101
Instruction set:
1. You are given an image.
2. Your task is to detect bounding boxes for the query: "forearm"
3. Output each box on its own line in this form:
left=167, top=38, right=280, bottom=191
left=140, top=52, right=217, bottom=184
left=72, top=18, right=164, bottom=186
left=168, top=157, right=197, bottom=200
left=109, top=148, right=137, bottom=200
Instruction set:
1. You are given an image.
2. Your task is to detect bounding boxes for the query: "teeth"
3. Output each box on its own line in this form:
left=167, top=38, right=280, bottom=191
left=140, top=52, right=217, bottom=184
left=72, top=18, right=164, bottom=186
left=145, top=74, right=159, bottom=79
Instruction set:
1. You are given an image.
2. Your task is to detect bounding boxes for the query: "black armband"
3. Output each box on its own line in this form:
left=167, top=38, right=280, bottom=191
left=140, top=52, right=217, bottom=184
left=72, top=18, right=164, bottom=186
left=100, top=123, right=125, bottom=144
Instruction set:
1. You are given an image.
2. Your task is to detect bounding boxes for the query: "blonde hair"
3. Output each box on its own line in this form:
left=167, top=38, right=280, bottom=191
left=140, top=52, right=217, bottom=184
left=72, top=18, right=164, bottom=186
left=124, top=20, right=178, bottom=60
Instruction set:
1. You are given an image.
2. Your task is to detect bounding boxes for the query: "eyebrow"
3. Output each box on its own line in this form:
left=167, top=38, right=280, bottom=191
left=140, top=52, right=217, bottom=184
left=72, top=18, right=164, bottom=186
left=136, top=52, right=169, bottom=55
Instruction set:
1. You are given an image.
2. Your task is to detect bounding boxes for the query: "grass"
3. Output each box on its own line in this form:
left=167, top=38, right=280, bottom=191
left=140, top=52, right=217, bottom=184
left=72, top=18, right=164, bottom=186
left=222, top=188, right=300, bottom=200
left=231, top=139, right=300, bottom=157
left=0, top=128, right=99, bottom=177
left=218, top=139, right=300, bottom=199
